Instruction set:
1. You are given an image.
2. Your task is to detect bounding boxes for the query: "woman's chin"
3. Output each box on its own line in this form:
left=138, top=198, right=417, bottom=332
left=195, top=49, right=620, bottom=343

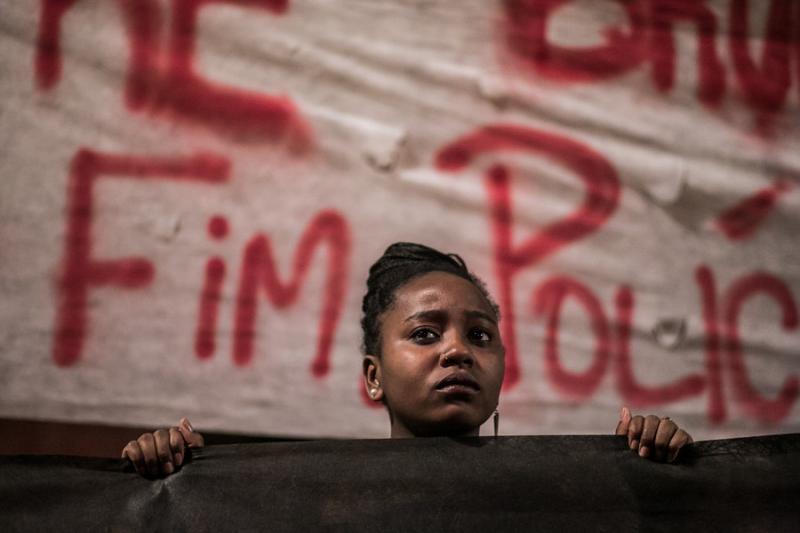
left=429, top=406, right=487, bottom=436
left=396, top=404, right=491, bottom=437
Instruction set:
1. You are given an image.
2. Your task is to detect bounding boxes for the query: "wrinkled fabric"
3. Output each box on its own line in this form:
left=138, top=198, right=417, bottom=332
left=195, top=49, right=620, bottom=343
left=1, top=434, right=798, bottom=532
left=2, top=0, right=799, bottom=440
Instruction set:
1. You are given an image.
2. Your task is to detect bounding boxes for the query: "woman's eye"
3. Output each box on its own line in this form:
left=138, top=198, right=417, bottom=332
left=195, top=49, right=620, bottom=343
left=410, top=328, right=439, bottom=343
left=469, top=328, right=491, bottom=344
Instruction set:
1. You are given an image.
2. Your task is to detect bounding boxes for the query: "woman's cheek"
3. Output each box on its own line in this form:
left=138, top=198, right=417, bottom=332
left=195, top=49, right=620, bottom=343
left=488, top=357, right=505, bottom=398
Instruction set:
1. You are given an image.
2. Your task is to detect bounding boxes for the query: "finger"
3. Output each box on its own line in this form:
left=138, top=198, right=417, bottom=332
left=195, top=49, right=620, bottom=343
left=653, top=418, right=678, bottom=462
left=122, top=440, right=146, bottom=476
left=615, top=406, right=632, bottom=436
left=154, top=429, right=175, bottom=475
left=667, top=429, right=692, bottom=463
left=169, top=427, right=186, bottom=467
left=138, top=433, right=159, bottom=478
left=627, top=415, right=644, bottom=450
left=638, top=415, right=660, bottom=458
left=178, top=418, right=205, bottom=448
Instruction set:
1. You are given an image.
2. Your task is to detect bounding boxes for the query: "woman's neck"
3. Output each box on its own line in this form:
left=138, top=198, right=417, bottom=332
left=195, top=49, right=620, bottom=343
left=390, top=423, right=480, bottom=438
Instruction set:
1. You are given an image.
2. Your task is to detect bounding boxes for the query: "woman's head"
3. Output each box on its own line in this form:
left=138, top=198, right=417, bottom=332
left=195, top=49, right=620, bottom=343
left=361, top=242, right=505, bottom=437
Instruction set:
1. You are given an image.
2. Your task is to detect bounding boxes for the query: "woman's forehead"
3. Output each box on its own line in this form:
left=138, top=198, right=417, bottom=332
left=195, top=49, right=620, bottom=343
left=393, top=271, right=493, bottom=314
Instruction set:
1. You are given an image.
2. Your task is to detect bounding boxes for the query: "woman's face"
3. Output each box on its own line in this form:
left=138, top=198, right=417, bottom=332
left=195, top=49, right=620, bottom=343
left=363, top=271, right=505, bottom=437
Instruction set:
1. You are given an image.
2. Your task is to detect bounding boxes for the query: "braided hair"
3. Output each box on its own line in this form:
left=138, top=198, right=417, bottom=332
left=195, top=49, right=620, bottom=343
left=361, top=242, right=499, bottom=356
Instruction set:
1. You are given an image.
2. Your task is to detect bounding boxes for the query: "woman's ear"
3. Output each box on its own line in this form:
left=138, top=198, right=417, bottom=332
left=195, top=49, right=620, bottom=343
left=362, top=355, right=384, bottom=402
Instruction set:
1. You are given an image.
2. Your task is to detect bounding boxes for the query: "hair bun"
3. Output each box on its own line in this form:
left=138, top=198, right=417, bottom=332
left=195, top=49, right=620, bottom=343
left=360, top=242, right=498, bottom=356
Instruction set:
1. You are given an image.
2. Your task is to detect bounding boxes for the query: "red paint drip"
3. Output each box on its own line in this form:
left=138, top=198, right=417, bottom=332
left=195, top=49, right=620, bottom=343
left=53, top=149, right=230, bottom=367
left=436, top=124, right=620, bottom=390
left=715, top=180, right=792, bottom=241
left=233, top=210, right=351, bottom=377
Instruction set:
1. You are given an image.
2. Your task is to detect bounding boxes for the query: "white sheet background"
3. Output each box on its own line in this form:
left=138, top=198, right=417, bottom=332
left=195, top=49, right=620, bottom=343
left=1, top=0, right=798, bottom=439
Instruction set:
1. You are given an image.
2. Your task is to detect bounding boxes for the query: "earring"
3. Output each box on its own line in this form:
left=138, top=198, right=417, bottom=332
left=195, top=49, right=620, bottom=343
left=493, top=409, right=499, bottom=438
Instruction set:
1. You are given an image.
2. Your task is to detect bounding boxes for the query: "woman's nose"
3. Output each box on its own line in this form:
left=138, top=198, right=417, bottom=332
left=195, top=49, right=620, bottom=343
left=439, top=335, right=474, bottom=367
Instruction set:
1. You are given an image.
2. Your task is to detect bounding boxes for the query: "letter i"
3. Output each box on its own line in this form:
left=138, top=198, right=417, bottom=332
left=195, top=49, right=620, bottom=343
left=194, top=215, right=229, bottom=360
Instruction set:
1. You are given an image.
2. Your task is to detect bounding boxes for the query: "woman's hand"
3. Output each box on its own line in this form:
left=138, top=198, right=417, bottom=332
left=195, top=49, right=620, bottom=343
left=615, top=407, right=692, bottom=463
left=121, top=417, right=204, bottom=477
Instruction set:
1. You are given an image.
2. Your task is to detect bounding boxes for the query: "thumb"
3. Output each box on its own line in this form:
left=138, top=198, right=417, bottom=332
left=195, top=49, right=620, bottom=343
left=615, top=406, right=632, bottom=436
left=178, top=417, right=205, bottom=448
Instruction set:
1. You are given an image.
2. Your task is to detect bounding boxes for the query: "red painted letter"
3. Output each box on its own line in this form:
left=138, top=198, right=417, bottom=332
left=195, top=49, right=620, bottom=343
left=35, top=0, right=79, bottom=89
left=36, top=0, right=161, bottom=94
left=194, top=215, right=231, bottom=360
left=502, top=0, right=647, bottom=82
left=436, top=124, right=620, bottom=389
left=649, top=0, right=726, bottom=106
left=35, top=0, right=311, bottom=149
left=155, top=0, right=311, bottom=148
left=233, top=210, right=351, bottom=376
left=729, top=0, right=793, bottom=125
left=54, top=149, right=230, bottom=366
left=533, top=276, right=611, bottom=400
left=723, top=272, right=799, bottom=422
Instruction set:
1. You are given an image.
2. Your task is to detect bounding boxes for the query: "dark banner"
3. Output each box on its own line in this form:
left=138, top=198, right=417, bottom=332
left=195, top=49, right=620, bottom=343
left=2, top=434, right=798, bottom=532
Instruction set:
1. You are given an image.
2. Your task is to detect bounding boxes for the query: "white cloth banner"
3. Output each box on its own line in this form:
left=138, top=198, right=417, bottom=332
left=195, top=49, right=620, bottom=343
left=1, top=0, right=798, bottom=439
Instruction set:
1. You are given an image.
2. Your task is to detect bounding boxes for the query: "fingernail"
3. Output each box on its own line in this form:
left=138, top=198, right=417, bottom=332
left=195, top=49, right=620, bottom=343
left=619, top=407, right=625, bottom=420
left=183, top=419, right=194, bottom=432
left=630, top=439, right=638, bottom=450
left=164, top=462, right=174, bottom=474
left=639, top=446, right=649, bottom=458
left=175, top=453, right=183, bottom=466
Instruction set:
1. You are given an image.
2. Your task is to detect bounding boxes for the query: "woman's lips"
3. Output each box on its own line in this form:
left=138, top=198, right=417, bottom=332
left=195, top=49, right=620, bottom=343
left=435, top=372, right=481, bottom=395
left=436, top=383, right=479, bottom=395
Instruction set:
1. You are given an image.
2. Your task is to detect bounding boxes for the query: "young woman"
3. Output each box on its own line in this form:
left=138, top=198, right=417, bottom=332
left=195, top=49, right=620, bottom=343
left=122, top=242, right=692, bottom=477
